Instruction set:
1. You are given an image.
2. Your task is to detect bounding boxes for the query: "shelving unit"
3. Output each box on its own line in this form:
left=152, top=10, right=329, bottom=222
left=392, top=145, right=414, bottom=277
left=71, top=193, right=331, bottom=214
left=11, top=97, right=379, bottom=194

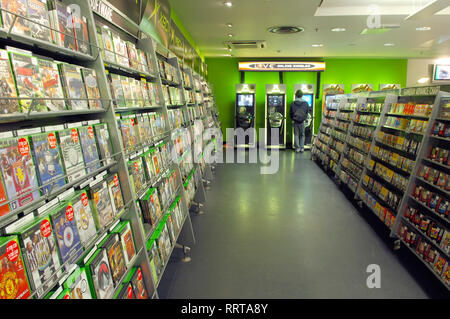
left=313, top=86, right=450, bottom=290
left=0, top=0, right=220, bottom=299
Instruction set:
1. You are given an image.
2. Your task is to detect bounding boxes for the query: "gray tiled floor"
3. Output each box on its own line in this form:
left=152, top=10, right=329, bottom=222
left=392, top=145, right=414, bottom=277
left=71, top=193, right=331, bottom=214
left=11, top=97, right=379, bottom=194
left=158, top=151, right=444, bottom=298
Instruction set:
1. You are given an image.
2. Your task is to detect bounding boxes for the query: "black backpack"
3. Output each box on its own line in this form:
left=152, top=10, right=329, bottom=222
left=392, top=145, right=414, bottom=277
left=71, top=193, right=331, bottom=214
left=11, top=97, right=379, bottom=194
left=292, top=103, right=307, bottom=123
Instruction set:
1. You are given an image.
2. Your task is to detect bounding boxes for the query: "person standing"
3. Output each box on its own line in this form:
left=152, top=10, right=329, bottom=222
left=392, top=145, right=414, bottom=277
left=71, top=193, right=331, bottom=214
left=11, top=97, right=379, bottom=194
left=290, top=90, right=310, bottom=153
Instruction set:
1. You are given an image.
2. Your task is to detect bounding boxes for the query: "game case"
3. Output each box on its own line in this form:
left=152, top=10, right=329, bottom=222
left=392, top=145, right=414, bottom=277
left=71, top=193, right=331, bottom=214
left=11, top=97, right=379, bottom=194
left=89, top=180, right=114, bottom=230
left=30, top=132, right=66, bottom=195
left=93, top=123, right=114, bottom=165
left=27, top=0, right=52, bottom=42
left=126, top=42, right=139, bottom=70
left=1, top=0, right=30, bottom=36
left=0, top=49, right=20, bottom=114
left=50, top=203, right=82, bottom=264
left=0, top=235, right=32, bottom=299
left=139, top=188, right=162, bottom=226
left=137, top=49, right=149, bottom=74
left=81, top=68, right=102, bottom=110
left=10, top=52, right=47, bottom=113
left=58, top=127, right=86, bottom=183
left=59, top=63, right=89, bottom=110
left=37, top=58, right=66, bottom=111
left=73, top=15, right=90, bottom=55
left=78, top=126, right=101, bottom=174
left=52, top=1, right=76, bottom=50
left=63, top=266, right=92, bottom=299
left=111, top=32, right=129, bottom=67
left=106, top=173, right=124, bottom=216
left=115, top=282, right=135, bottom=299
left=120, top=76, right=132, bottom=106
left=71, top=190, right=97, bottom=246
left=149, top=240, right=163, bottom=277
left=100, top=233, right=126, bottom=287
left=129, top=266, right=150, bottom=299
left=85, top=248, right=114, bottom=299
left=119, top=117, right=139, bottom=153
left=0, top=136, right=40, bottom=211
left=100, top=26, right=116, bottom=63
left=109, top=74, right=125, bottom=108
left=15, top=216, right=62, bottom=298
left=112, top=221, right=136, bottom=268
left=128, top=158, right=146, bottom=195
left=0, top=174, right=9, bottom=217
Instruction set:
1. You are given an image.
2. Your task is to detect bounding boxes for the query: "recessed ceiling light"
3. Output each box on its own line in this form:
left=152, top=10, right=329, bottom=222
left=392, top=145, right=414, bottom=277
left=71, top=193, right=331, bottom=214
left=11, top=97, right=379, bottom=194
left=312, top=44, right=323, bottom=47
left=418, top=77, right=429, bottom=84
left=416, top=26, right=431, bottom=31
left=224, top=1, right=232, bottom=7
left=384, top=43, right=395, bottom=46
left=226, top=23, right=233, bottom=28
left=228, top=34, right=233, bottom=38
left=331, top=28, right=346, bottom=32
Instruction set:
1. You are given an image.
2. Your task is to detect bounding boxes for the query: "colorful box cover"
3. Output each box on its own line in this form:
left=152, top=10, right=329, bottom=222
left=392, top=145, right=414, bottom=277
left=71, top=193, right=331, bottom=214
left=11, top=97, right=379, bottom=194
left=139, top=188, right=162, bottom=226
left=137, top=114, right=152, bottom=144
left=119, top=117, right=139, bottom=153
left=0, top=235, right=32, bottom=299
left=100, top=26, right=116, bottom=63
left=27, top=0, right=52, bottom=42
left=58, top=127, right=86, bottom=183
left=111, top=32, right=129, bottom=67
left=16, top=216, right=62, bottom=298
left=129, top=266, right=149, bottom=299
left=100, top=233, right=126, bottom=287
left=31, top=132, right=66, bottom=195
left=0, top=136, right=40, bottom=211
left=59, top=63, right=88, bottom=110
left=149, top=240, right=162, bottom=276
left=85, top=248, right=114, bottom=299
left=73, top=15, right=90, bottom=55
left=115, top=282, right=134, bottom=299
left=0, top=49, right=20, bottom=114
left=53, top=1, right=76, bottom=50
left=120, top=76, right=132, bottom=106
left=81, top=68, right=102, bottom=110
left=143, top=150, right=156, bottom=183
left=37, top=58, right=66, bottom=111
left=128, top=157, right=146, bottom=195
left=89, top=180, right=114, bottom=230
left=140, top=80, right=151, bottom=107
left=63, top=266, right=92, bottom=299
left=112, top=221, right=136, bottom=268
left=0, top=174, right=9, bottom=217
left=10, top=52, right=47, bottom=113
left=137, top=50, right=149, bottom=74
left=93, top=123, right=114, bottom=165
left=126, top=42, right=139, bottom=70
left=78, top=126, right=101, bottom=174
left=71, top=190, right=96, bottom=246
left=1, top=0, right=30, bottom=36
left=50, top=203, right=82, bottom=264
left=106, top=173, right=124, bottom=216
left=109, top=74, right=125, bottom=108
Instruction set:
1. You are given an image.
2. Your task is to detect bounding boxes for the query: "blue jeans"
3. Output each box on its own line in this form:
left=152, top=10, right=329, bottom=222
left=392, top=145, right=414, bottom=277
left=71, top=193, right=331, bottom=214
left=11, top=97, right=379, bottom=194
left=294, top=122, right=305, bottom=151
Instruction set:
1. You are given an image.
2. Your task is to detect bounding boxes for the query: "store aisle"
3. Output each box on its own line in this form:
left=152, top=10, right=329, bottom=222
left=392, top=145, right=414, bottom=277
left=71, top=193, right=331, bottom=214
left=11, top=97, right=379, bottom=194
left=158, top=151, right=435, bottom=299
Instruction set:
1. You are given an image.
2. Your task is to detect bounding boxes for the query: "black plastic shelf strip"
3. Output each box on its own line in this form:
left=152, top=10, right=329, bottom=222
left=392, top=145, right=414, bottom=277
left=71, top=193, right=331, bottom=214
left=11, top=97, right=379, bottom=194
left=370, top=154, right=411, bottom=177
left=374, top=139, right=417, bottom=161
left=365, top=169, right=405, bottom=196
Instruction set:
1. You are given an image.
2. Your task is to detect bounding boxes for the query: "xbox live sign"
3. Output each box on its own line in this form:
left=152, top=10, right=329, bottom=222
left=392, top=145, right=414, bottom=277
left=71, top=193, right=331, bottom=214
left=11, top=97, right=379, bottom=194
left=239, top=61, right=326, bottom=72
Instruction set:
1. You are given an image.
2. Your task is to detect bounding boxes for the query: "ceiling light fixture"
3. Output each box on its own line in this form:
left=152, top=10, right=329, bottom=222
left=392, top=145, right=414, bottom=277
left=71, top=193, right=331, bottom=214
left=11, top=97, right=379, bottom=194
left=416, top=26, right=431, bottom=31
left=312, top=44, right=323, bottom=47
left=224, top=1, right=232, bottom=7
left=331, top=28, right=346, bottom=32
left=228, top=34, right=233, bottom=38
left=418, top=77, right=430, bottom=84
left=226, top=23, right=233, bottom=28
left=384, top=43, right=395, bottom=46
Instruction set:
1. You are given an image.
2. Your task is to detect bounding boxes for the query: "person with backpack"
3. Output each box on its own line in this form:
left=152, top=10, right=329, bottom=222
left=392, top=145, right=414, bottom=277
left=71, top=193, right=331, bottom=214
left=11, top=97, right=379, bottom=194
left=290, top=89, right=311, bottom=153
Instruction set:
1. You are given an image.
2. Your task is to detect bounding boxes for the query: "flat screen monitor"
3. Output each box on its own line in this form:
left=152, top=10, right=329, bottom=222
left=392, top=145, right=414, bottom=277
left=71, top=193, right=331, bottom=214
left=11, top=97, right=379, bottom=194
left=433, top=64, right=450, bottom=82
left=302, top=94, right=314, bottom=108
left=237, top=94, right=254, bottom=107
left=267, top=95, right=284, bottom=107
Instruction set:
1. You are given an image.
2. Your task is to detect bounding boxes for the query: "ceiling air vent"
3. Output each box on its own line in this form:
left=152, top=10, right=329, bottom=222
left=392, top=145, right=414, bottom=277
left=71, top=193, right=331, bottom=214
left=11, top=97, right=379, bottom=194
left=225, top=40, right=267, bottom=49
left=268, top=26, right=304, bottom=34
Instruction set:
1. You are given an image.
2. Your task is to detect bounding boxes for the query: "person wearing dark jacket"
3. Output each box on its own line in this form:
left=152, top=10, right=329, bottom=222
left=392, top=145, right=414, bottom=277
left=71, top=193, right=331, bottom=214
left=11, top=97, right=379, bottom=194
left=290, top=90, right=310, bottom=153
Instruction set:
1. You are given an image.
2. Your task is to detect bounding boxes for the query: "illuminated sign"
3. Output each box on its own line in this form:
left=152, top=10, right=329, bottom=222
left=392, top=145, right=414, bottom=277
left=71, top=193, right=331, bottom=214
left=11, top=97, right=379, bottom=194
left=239, top=61, right=325, bottom=72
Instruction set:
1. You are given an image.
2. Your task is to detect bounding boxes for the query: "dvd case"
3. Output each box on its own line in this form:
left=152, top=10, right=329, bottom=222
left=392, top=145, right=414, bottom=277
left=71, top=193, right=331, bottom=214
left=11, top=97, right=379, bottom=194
left=30, top=132, right=66, bottom=196
left=126, top=42, right=139, bottom=70
left=71, top=190, right=97, bottom=246
left=50, top=203, right=82, bottom=264
left=137, top=49, right=149, bottom=74
left=27, top=0, right=52, bottom=42
left=128, top=158, right=146, bottom=195
left=108, top=74, right=125, bottom=108
left=59, top=63, right=88, bottom=110
left=129, top=266, right=149, bottom=299
left=63, top=266, right=92, bottom=299
left=0, top=136, right=40, bottom=211
left=139, top=188, right=162, bottom=226
left=78, top=126, right=101, bottom=174
left=101, top=233, right=126, bottom=287
left=10, top=52, right=47, bottom=113
left=1, top=0, right=30, bottom=36
left=120, top=76, right=132, bottom=107
left=58, top=127, right=86, bottom=183
left=115, top=282, right=134, bottom=299
left=85, top=248, right=114, bottom=299
left=100, top=26, right=116, bottom=63
left=89, top=180, right=114, bottom=230
left=0, top=49, right=20, bottom=114
left=0, top=174, right=9, bottom=217
left=81, top=68, right=102, bottom=110
left=93, top=123, right=114, bottom=166
left=0, top=235, right=32, bottom=299
left=111, top=32, right=128, bottom=67
left=37, top=58, right=66, bottom=111
left=52, top=1, right=76, bottom=50
left=73, top=15, right=90, bottom=55
left=112, top=220, right=135, bottom=268
left=106, top=173, right=124, bottom=216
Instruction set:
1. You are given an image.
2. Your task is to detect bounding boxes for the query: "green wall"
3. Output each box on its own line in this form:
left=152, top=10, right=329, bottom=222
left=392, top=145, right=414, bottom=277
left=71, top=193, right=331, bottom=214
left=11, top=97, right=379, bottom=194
left=206, top=57, right=408, bottom=145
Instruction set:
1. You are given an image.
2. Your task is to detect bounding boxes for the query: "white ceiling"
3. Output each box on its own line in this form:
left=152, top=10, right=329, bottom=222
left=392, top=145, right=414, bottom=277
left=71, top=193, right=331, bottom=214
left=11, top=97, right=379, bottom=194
left=169, top=0, right=450, bottom=58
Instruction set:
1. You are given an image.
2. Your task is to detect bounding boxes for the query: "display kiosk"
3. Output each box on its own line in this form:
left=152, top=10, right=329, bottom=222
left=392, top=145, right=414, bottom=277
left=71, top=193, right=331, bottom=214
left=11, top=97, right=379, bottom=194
left=235, top=84, right=256, bottom=148
left=292, top=84, right=315, bottom=150
left=265, top=84, right=287, bottom=149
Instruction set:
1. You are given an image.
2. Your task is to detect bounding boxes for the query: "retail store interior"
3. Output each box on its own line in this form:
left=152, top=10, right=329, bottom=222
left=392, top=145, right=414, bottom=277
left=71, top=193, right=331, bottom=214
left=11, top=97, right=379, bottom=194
left=0, top=0, right=449, bottom=300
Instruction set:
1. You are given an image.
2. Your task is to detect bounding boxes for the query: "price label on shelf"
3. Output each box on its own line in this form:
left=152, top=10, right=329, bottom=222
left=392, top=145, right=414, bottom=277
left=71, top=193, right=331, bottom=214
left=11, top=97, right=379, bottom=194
left=16, top=127, right=42, bottom=136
